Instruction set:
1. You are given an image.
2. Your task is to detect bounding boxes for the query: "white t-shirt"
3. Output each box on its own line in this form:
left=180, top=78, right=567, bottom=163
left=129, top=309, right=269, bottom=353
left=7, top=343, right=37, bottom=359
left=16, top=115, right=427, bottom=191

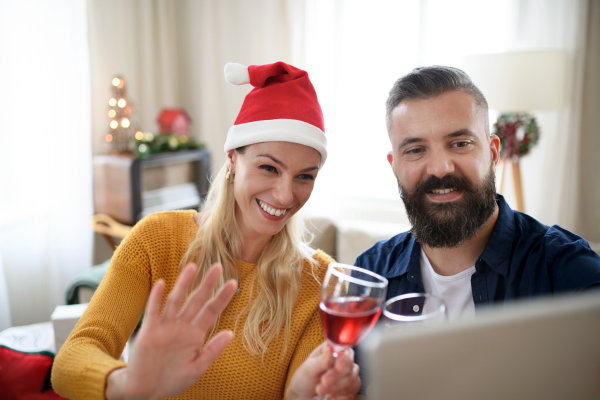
left=420, top=248, right=476, bottom=321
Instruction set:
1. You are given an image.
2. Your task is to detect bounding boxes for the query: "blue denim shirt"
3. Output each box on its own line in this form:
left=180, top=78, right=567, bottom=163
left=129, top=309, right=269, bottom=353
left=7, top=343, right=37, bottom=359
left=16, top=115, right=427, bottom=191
left=354, top=195, right=600, bottom=394
left=355, top=195, right=600, bottom=304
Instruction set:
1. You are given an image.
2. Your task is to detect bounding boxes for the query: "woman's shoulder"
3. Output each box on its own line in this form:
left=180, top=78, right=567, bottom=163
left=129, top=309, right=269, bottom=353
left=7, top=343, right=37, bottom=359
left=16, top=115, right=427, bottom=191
left=140, top=209, right=197, bottom=225
left=300, top=247, right=335, bottom=280
left=309, top=248, right=335, bottom=267
left=130, top=210, right=197, bottom=237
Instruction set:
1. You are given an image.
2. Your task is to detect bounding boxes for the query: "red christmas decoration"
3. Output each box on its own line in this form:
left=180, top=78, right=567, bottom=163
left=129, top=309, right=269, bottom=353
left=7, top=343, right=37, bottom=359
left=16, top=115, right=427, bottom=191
left=157, top=108, right=192, bottom=136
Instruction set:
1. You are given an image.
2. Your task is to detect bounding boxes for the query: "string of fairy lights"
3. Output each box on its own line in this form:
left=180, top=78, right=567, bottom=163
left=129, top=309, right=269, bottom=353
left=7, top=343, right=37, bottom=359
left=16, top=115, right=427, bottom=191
left=104, top=76, right=201, bottom=157
left=105, top=76, right=143, bottom=153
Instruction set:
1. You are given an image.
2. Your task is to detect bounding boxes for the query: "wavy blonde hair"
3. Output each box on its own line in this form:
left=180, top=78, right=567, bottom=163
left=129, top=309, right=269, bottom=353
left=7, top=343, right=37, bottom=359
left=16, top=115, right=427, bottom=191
left=180, top=148, right=318, bottom=358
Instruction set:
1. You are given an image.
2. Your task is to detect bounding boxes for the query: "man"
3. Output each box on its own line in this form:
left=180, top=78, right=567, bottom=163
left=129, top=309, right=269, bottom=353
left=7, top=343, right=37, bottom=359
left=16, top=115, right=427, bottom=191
left=356, top=65, right=600, bottom=319
left=354, top=65, right=600, bottom=396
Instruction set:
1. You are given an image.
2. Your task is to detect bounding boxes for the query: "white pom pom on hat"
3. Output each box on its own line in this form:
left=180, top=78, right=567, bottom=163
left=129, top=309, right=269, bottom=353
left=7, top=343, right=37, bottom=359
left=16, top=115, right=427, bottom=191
left=223, top=61, right=327, bottom=165
left=224, top=63, right=250, bottom=85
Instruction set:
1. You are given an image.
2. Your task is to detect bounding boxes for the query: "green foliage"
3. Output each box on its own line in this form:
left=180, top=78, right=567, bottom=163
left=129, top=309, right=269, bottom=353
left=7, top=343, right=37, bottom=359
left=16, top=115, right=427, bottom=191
left=135, top=133, right=204, bottom=159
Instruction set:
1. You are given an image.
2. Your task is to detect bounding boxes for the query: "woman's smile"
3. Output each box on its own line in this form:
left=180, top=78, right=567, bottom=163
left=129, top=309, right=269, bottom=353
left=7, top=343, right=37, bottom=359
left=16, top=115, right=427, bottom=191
left=257, top=199, right=289, bottom=220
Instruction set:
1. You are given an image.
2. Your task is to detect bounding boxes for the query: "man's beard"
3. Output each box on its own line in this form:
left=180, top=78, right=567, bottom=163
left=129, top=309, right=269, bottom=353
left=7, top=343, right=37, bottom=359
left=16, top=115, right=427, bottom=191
left=398, top=165, right=497, bottom=248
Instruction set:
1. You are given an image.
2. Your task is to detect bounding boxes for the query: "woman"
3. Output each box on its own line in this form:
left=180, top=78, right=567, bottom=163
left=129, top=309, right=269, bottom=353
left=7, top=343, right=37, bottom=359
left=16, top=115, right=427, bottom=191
left=52, top=62, right=361, bottom=400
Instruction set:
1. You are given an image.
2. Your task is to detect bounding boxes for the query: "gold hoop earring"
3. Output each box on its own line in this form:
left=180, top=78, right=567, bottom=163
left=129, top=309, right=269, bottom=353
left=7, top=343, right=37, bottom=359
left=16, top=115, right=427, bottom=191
left=226, top=170, right=235, bottom=183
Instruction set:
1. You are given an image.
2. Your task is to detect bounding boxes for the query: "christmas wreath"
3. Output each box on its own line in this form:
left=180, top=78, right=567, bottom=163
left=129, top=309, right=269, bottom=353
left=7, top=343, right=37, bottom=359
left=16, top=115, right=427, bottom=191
left=492, top=113, right=540, bottom=158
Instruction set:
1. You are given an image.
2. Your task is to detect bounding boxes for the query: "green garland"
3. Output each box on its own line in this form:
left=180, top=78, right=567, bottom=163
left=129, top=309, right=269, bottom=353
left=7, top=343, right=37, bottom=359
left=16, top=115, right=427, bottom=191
left=135, top=132, right=203, bottom=159
left=492, top=113, right=541, bottom=158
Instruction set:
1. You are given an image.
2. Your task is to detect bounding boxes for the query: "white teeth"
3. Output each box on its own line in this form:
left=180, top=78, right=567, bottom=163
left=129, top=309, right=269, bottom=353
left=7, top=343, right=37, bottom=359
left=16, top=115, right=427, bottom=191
left=432, top=188, right=456, bottom=194
left=259, top=200, right=287, bottom=216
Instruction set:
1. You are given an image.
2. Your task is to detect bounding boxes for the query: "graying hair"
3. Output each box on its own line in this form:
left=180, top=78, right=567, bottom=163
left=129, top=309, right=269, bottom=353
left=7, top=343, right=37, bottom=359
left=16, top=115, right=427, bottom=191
left=385, top=66, right=489, bottom=134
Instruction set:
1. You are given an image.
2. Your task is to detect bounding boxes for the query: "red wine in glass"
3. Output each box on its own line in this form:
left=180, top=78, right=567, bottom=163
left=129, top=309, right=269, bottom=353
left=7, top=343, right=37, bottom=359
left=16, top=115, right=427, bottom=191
left=321, top=263, right=388, bottom=357
left=320, top=296, right=382, bottom=354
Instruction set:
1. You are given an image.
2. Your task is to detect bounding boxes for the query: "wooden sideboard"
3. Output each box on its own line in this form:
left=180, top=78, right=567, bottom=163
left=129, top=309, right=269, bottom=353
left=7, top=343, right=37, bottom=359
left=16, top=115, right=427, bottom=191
left=93, top=149, right=211, bottom=225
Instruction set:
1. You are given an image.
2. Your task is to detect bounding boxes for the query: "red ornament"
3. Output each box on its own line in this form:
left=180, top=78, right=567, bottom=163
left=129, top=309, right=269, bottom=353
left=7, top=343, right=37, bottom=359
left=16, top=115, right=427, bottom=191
left=157, top=108, right=192, bottom=136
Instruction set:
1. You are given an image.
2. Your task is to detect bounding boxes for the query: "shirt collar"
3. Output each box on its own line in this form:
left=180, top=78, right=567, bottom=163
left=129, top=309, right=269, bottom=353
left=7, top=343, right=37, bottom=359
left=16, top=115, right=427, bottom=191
left=478, top=194, right=515, bottom=277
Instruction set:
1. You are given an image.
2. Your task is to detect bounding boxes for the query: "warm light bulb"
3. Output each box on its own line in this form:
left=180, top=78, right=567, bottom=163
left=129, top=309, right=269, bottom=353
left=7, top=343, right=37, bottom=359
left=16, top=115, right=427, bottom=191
left=112, top=78, right=121, bottom=87
left=108, top=109, right=116, bottom=118
left=105, top=133, right=113, bottom=142
left=118, top=98, right=126, bottom=108
left=144, top=132, right=154, bottom=142
left=110, top=120, right=118, bottom=129
left=109, top=98, right=117, bottom=107
left=135, top=131, right=144, bottom=140
left=121, top=118, right=130, bottom=128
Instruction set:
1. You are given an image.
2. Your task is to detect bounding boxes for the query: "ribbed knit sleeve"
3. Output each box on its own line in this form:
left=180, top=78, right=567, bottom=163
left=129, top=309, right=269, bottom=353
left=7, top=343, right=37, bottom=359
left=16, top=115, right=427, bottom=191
left=51, top=211, right=194, bottom=400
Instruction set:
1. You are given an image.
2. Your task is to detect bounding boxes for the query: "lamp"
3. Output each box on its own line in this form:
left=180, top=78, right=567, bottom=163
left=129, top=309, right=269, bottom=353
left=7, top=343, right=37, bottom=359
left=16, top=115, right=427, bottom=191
left=461, top=51, right=567, bottom=212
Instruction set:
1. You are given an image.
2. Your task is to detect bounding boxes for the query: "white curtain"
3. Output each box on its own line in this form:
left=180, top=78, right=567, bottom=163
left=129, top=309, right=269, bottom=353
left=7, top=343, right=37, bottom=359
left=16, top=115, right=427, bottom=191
left=293, top=0, right=591, bottom=235
left=0, top=0, right=93, bottom=326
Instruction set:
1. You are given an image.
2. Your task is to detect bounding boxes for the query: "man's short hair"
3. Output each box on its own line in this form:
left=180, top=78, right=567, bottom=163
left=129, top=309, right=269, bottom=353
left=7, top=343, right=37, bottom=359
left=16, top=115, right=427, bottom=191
left=385, top=66, right=489, bottom=135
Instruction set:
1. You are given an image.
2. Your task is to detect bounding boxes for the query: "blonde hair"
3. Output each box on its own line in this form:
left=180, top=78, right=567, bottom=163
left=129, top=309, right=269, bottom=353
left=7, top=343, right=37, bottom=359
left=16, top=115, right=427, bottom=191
left=180, top=151, right=318, bottom=358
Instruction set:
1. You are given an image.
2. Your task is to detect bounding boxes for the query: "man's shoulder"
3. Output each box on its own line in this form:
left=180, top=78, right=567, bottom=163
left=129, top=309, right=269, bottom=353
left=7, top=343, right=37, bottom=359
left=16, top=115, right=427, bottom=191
left=509, top=210, right=600, bottom=286
left=542, top=224, right=597, bottom=259
left=512, top=209, right=551, bottom=235
left=511, top=210, right=588, bottom=250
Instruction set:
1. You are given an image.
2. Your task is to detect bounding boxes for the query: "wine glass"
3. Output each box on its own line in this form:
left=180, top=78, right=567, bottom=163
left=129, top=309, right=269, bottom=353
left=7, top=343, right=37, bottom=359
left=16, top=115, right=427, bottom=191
left=383, top=293, right=447, bottom=329
left=320, top=263, right=388, bottom=357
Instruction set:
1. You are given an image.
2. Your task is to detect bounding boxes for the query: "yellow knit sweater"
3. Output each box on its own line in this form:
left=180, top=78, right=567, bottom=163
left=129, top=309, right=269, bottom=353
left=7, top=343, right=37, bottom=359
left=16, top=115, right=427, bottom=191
left=52, top=210, right=333, bottom=400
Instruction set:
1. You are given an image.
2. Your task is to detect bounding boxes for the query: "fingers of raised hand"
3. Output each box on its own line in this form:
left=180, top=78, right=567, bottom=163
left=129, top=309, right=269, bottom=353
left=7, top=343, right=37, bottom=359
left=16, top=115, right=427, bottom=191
left=162, top=263, right=199, bottom=323
left=192, top=330, right=234, bottom=376
left=179, top=263, right=224, bottom=323
left=144, top=279, right=166, bottom=328
left=190, top=278, right=237, bottom=330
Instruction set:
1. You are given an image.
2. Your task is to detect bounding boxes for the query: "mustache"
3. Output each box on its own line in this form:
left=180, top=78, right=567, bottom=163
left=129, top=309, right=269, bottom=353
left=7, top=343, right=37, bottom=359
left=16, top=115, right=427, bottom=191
left=408, top=174, right=474, bottom=196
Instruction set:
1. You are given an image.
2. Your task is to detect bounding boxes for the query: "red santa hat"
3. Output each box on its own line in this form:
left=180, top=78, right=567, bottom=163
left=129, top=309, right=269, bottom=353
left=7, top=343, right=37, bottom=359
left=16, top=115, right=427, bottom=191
left=223, top=61, right=327, bottom=165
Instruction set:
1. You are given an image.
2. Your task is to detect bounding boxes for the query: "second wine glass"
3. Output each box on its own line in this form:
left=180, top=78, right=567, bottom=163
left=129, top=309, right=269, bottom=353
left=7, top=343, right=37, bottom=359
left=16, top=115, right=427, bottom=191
left=383, top=292, right=447, bottom=329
